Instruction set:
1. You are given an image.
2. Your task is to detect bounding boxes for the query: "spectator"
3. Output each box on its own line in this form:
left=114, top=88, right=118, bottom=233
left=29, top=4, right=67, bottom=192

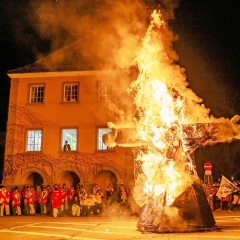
left=104, top=183, right=117, bottom=210
left=229, top=190, right=240, bottom=212
left=222, top=194, right=230, bottom=210
left=63, top=141, right=71, bottom=151
left=71, top=194, right=80, bottom=217
left=95, top=190, right=103, bottom=215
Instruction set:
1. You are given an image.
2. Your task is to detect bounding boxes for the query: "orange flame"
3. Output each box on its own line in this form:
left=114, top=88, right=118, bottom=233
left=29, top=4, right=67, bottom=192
left=130, top=10, right=199, bottom=205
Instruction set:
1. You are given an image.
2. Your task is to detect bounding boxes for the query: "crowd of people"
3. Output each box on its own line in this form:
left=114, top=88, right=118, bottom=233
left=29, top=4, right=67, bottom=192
left=4, top=179, right=239, bottom=217
left=0, top=182, right=140, bottom=217
left=202, top=180, right=240, bottom=212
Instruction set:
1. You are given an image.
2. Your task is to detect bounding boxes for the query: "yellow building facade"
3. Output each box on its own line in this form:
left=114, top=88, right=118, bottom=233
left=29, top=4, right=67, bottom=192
left=3, top=69, right=136, bottom=193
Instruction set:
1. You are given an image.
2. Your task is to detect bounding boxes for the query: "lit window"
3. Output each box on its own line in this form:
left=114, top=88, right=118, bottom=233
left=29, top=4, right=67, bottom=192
left=26, top=130, right=42, bottom=151
left=62, top=128, right=77, bottom=151
left=97, top=82, right=113, bottom=101
left=63, top=83, right=79, bottom=102
left=29, top=85, right=44, bottom=103
left=97, top=127, right=113, bottom=150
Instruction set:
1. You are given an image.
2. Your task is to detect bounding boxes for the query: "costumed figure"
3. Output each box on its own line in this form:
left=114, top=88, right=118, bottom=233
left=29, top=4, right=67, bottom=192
left=23, top=185, right=36, bottom=215
left=0, top=186, right=4, bottom=217
left=71, top=194, right=81, bottom=217
left=0, top=186, right=11, bottom=216
left=87, top=194, right=97, bottom=216
left=79, top=186, right=88, bottom=199
left=61, top=183, right=69, bottom=212
left=119, top=184, right=128, bottom=204
left=51, top=185, right=63, bottom=217
left=80, top=196, right=88, bottom=216
left=11, top=187, right=22, bottom=216
left=104, top=184, right=117, bottom=210
left=95, top=189, right=103, bottom=215
left=38, top=186, right=49, bottom=215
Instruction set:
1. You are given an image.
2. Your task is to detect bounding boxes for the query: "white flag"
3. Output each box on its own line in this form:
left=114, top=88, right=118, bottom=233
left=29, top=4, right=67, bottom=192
left=216, top=175, right=240, bottom=198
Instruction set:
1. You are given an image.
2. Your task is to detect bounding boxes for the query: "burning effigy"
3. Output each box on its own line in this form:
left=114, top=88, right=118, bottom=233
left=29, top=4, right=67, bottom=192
left=103, top=10, right=240, bottom=233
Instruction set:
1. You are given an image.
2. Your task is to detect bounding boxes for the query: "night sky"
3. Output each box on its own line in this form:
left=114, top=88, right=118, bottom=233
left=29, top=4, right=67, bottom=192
left=0, top=0, right=240, bottom=129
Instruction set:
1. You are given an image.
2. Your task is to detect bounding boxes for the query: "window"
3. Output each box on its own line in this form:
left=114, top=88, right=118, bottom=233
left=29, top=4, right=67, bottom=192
left=26, top=130, right=42, bottom=151
left=62, top=128, right=77, bottom=151
left=97, top=82, right=113, bottom=101
left=29, top=84, right=44, bottom=103
left=97, top=127, right=113, bottom=150
left=63, top=83, right=79, bottom=102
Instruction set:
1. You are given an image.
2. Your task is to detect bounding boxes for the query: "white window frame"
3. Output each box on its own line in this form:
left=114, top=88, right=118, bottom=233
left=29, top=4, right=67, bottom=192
left=63, top=83, right=79, bottom=102
left=61, top=128, right=78, bottom=151
left=26, top=129, right=42, bottom=152
left=97, top=82, right=113, bottom=101
left=97, top=127, right=113, bottom=151
left=29, top=84, right=45, bottom=103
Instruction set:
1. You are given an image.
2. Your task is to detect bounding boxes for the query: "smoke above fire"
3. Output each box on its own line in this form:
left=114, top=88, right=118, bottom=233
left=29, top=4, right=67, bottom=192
left=25, top=0, right=178, bottom=122
left=26, top=0, right=172, bottom=123
left=28, top=0, right=149, bottom=69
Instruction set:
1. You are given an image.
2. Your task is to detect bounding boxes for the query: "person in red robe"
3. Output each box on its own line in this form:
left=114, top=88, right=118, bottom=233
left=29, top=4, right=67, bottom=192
left=11, top=187, right=22, bottom=216
left=51, top=184, right=62, bottom=217
left=23, top=185, right=36, bottom=215
left=38, top=186, right=48, bottom=215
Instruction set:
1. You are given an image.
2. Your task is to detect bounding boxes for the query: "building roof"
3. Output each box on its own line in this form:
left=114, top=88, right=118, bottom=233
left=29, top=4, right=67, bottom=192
left=8, top=39, right=117, bottom=74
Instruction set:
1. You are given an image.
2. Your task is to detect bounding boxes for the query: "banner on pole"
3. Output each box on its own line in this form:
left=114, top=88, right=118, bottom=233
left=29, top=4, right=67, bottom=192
left=216, top=175, right=240, bottom=198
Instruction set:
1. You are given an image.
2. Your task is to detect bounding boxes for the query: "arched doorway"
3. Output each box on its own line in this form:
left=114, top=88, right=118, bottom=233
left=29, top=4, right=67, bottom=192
left=93, top=170, right=118, bottom=191
left=56, top=171, right=80, bottom=189
left=22, top=172, right=44, bottom=187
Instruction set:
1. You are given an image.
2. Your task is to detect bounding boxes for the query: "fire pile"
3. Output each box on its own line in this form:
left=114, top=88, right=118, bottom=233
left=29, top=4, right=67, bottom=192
left=128, top=10, right=238, bottom=232
left=103, top=9, right=240, bottom=233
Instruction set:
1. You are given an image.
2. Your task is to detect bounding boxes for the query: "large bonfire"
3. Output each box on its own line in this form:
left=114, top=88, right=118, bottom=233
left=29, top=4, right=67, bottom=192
left=104, top=9, right=240, bottom=233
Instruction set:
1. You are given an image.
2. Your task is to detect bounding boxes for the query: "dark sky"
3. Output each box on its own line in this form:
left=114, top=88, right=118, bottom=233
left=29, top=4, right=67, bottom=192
left=0, top=0, right=240, bottom=132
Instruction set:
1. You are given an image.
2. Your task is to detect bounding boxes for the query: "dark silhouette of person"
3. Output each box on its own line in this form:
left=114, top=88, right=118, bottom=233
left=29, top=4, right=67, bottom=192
left=63, top=141, right=71, bottom=151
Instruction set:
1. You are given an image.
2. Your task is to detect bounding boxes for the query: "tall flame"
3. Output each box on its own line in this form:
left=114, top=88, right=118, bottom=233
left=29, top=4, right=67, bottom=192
left=102, top=8, right=240, bottom=231
left=130, top=10, right=205, bottom=207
